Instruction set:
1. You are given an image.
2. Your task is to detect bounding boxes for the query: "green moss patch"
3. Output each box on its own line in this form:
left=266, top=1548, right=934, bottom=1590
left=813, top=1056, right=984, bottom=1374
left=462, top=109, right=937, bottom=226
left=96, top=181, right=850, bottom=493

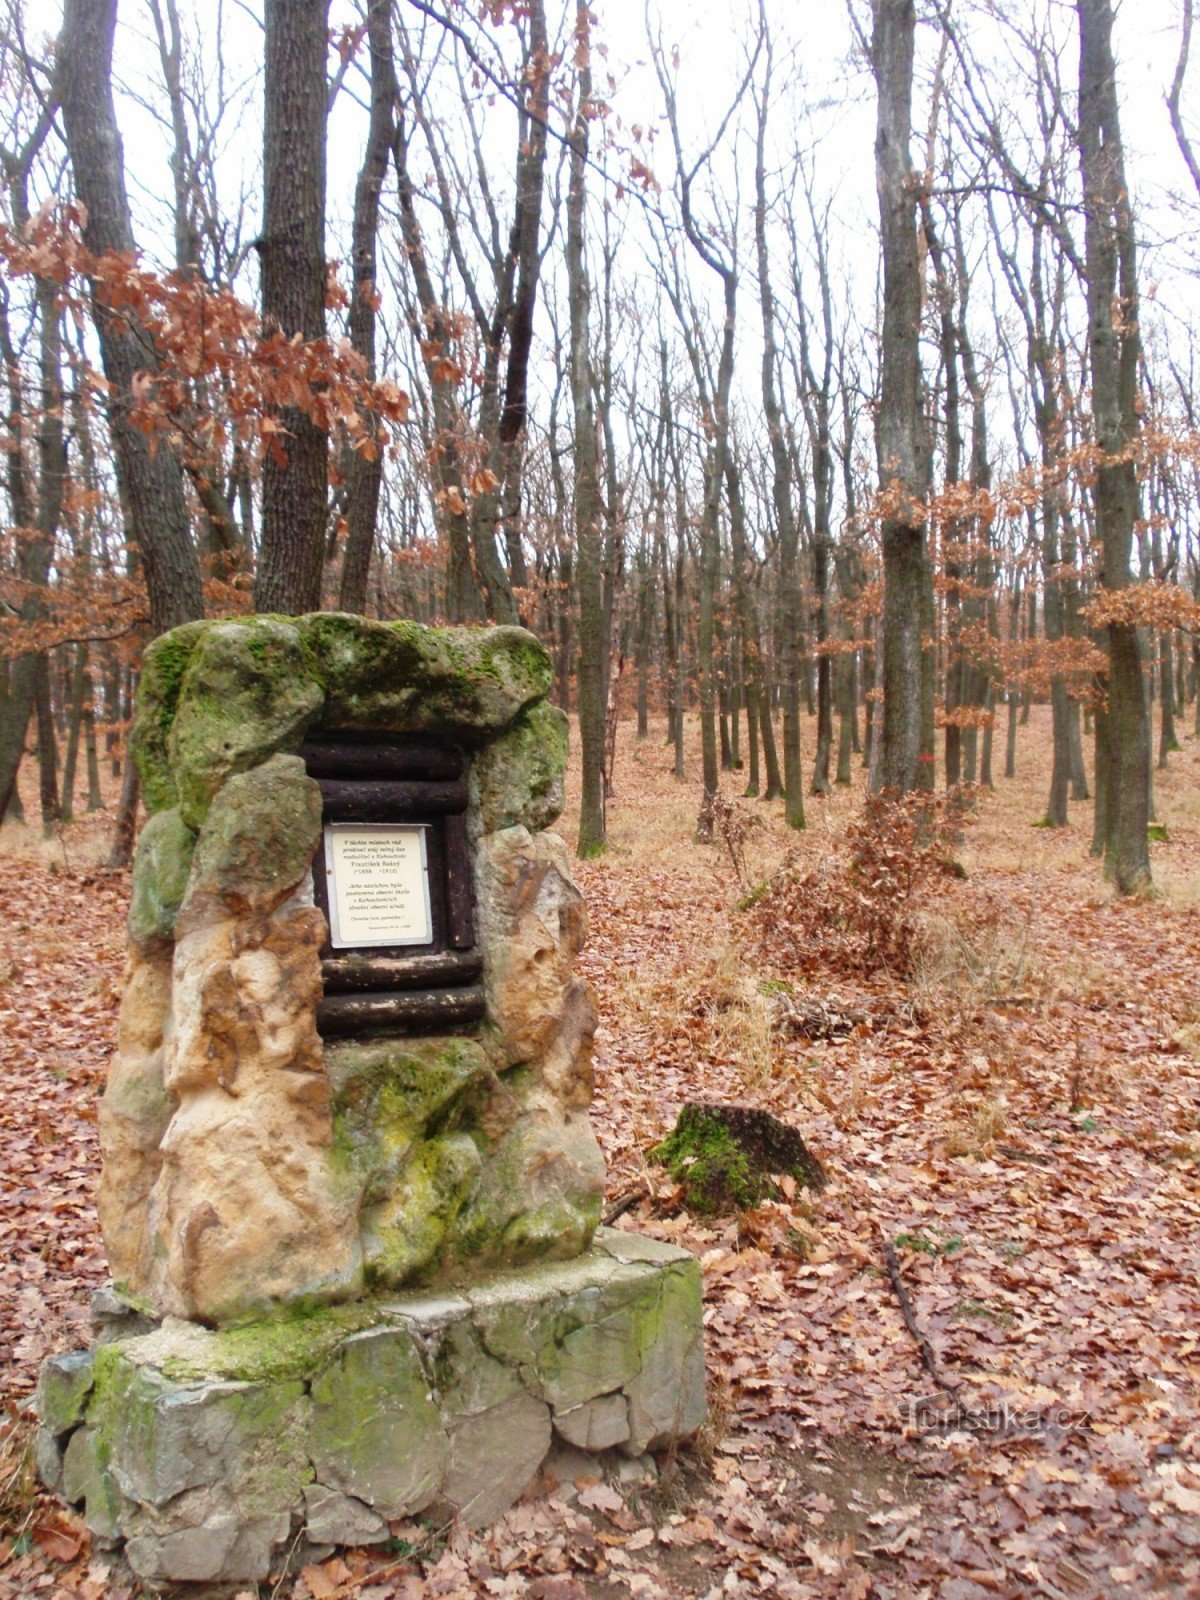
left=650, top=1102, right=827, bottom=1215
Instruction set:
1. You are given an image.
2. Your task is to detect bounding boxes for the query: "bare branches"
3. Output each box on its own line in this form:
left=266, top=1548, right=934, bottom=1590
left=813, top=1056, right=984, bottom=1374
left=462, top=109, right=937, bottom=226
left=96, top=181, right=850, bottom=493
left=1168, top=0, right=1200, bottom=206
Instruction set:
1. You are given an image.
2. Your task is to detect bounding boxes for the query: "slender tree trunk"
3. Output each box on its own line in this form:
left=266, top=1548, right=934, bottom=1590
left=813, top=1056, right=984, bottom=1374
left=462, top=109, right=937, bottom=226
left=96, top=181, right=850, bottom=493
left=1159, top=633, right=1179, bottom=765
left=35, top=657, right=60, bottom=838
left=340, top=0, right=394, bottom=612
left=256, top=0, right=330, bottom=614
left=753, top=49, right=804, bottom=825
left=870, top=0, right=931, bottom=794
left=57, top=0, right=204, bottom=634
left=61, top=644, right=88, bottom=822
left=1078, top=0, right=1151, bottom=892
left=568, top=5, right=605, bottom=855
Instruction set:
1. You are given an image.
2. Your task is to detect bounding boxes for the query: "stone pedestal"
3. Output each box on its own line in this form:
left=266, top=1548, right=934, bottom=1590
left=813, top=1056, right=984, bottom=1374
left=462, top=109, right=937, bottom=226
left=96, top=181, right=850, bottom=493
left=37, top=617, right=706, bottom=1579
left=37, top=1231, right=705, bottom=1586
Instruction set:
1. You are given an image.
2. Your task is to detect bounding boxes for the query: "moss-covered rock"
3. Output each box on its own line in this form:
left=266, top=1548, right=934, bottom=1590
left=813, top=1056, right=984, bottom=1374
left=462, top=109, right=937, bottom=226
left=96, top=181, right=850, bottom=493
left=327, top=1036, right=489, bottom=1198
left=127, top=808, right=196, bottom=949
left=299, top=614, right=550, bottom=740
left=182, top=754, right=322, bottom=918
left=470, top=700, right=568, bottom=834
left=326, top=1037, right=492, bottom=1288
left=452, top=1100, right=604, bottom=1268
left=361, top=1130, right=481, bottom=1286
left=39, top=1232, right=704, bottom=1577
left=131, top=621, right=211, bottom=814
left=310, top=1326, right=447, bottom=1515
left=650, top=1102, right=827, bottom=1214
left=169, top=618, right=324, bottom=827
left=36, top=1350, right=95, bottom=1437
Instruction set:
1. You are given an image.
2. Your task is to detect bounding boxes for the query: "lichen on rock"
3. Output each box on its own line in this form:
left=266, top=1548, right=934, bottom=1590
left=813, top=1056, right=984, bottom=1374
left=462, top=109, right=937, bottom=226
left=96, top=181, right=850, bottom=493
left=130, top=620, right=212, bottom=815
left=470, top=700, right=568, bottom=835
left=299, top=613, right=550, bottom=739
left=168, top=618, right=324, bottom=828
left=127, top=807, right=195, bottom=951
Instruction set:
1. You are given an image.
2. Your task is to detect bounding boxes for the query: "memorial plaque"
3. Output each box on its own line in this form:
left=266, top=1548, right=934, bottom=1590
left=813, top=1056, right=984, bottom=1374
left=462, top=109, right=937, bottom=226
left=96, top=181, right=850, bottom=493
left=323, top=823, right=434, bottom=949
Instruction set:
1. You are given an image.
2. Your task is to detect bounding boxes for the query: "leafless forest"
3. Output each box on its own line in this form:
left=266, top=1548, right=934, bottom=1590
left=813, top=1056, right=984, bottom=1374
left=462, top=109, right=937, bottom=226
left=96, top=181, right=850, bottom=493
left=3, top=1, right=1200, bottom=1597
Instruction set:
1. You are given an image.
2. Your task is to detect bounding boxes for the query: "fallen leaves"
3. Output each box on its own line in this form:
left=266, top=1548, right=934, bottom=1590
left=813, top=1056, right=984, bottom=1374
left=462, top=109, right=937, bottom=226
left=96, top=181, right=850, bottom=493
left=4, top=715, right=1200, bottom=1597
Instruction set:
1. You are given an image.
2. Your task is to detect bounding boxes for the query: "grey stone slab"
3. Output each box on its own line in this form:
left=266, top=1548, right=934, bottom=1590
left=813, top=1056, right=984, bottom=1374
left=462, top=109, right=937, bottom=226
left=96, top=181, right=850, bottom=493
left=39, top=1233, right=705, bottom=1581
left=304, top=1485, right=390, bottom=1546
left=310, top=1325, right=447, bottom=1516
left=35, top=1350, right=94, bottom=1436
left=553, top=1392, right=630, bottom=1451
left=126, top=1512, right=290, bottom=1585
left=444, top=1392, right=551, bottom=1527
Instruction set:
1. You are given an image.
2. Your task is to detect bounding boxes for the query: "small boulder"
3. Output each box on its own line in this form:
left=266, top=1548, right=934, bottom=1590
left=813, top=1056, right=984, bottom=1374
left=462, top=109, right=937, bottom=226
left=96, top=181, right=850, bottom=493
left=650, top=1102, right=827, bottom=1214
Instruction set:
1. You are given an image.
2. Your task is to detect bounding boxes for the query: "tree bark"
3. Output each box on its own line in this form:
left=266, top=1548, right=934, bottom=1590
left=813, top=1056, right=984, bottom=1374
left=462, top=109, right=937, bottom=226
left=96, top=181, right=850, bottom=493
left=57, top=0, right=204, bottom=635
left=255, top=0, right=330, bottom=614
left=568, top=4, right=606, bottom=856
left=340, top=0, right=394, bottom=613
left=870, top=0, right=932, bottom=794
left=1077, top=0, right=1151, bottom=893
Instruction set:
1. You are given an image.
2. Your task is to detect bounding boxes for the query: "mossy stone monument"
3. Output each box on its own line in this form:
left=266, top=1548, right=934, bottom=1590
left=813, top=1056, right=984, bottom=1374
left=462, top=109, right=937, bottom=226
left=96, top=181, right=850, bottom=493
left=36, top=616, right=704, bottom=1585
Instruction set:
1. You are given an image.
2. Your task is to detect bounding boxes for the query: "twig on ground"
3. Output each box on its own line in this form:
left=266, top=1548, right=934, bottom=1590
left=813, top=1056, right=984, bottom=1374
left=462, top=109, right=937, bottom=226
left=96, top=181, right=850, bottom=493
left=603, top=1185, right=649, bottom=1226
left=881, top=1232, right=960, bottom=1396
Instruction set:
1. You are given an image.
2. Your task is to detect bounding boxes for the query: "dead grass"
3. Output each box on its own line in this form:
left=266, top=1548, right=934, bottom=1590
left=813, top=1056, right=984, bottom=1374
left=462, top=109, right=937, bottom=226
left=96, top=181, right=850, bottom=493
left=908, top=896, right=1035, bottom=1026
left=0, top=1408, right=36, bottom=1543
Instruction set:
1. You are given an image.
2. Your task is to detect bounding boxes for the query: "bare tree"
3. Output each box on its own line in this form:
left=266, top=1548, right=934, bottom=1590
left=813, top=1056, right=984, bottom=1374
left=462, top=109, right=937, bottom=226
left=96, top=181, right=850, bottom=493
left=567, top=0, right=606, bottom=855
left=56, top=0, right=204, bottom=635
left=1077, top=0, right=1150, bottom=892
left=869, top=0, right=933, bottom=793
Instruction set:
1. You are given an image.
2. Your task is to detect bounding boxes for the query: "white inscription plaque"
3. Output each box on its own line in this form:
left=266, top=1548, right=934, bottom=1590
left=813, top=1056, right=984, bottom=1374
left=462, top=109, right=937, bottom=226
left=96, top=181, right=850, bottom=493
left=323, top=823, right=434, bottom=949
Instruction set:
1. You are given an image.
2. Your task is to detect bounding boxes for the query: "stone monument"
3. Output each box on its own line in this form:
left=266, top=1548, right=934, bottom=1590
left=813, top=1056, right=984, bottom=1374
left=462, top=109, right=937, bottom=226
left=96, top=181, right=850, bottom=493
left=35, top=615, right=704, bottom=1585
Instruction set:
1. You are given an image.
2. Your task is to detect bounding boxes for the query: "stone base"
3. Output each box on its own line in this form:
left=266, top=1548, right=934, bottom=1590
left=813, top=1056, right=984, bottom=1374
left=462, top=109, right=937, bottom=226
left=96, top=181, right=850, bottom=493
left=36, top=1231, right=705, bottom=1586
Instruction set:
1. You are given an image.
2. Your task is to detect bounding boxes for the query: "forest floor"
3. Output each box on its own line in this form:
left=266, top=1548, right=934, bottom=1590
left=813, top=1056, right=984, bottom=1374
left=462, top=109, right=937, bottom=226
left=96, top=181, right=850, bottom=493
left=2, top=707, right=1200, bottom=1600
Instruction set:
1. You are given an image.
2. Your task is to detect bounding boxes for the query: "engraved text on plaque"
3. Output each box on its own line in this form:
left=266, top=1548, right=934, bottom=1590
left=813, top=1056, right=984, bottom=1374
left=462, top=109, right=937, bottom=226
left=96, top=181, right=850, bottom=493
left=323, top=824, right=434, bottom=948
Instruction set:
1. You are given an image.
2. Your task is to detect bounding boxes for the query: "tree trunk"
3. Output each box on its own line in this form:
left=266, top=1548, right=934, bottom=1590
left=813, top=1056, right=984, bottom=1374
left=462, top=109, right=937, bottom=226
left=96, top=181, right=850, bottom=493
left=35, top=656, right=60, bottom=838
left=1078, top=0, right=1151, bottom=893
left=568, top=5, right=606, bottom=855
left=256, top=0, right=330, bottom=614
left=57, top=0, right=204, bottom=634
left=340, top=0, right=394, bottom=612
left=753, top=46, right=804, bottom=826
left=870, top=0, right=931, bottom=794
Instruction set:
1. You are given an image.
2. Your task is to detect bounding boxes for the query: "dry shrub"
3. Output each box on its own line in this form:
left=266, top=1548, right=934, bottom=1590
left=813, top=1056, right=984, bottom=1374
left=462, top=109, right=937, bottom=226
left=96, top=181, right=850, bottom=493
left=687, top=947, right=777, bottom=1091
left=0, top=1404, right=37, bottom=1541
left=945, top=1096, right=1011, bottom=1158
left=699, top=788, right=766, bottom=889
left=749, top=790, right=970, bottom=981
left=909, top=894, right=1033, bottom=1025
left=612, top=944, right=777, bottom=1093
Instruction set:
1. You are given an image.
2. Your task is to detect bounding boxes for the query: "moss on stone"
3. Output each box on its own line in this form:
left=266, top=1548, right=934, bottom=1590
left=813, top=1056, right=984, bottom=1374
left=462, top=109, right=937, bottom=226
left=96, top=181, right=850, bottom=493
left=36, top=1351, right=95, bottom=1437
left=450, top=1110, right=604, bottom=1269
left=169, top=618, right=325, bottom=827
left=117, top=1302, right=385, bottom=1387
left=183, top=754, right=322, bottom=915
left=651, top=1103, right=824, bottom=1213
left=650, top=1112, right=764, bottom=1214
left=299, top=614, right=551, bottom=740
left=127, top=807, right=196, bottom=949
left=361, top=1131, right=482, bottom=1287
left=327, top=1037, right=490, bottom=1205
left=309, top=1325, right=447, bottom=1513
left=131, top=620, right=212, bottom=814
left=470, top=700, right=568, bottom=834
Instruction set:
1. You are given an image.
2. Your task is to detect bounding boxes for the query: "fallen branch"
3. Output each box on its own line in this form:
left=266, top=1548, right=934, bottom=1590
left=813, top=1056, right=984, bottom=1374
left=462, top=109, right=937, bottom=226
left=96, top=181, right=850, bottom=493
left=603, top=1184, right=649, bottom=1226
left=881, top=1233, right=960, bottom=1396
